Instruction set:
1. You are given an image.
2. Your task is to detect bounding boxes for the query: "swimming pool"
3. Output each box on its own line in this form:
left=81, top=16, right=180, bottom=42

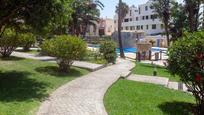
left=88, top=44, right=166, bottom=53
left=116, top=47, right=166, bottom=53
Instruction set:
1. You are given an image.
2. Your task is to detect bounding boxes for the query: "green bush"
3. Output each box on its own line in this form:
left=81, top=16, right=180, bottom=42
left=41, top=35, right=87, bottom=72
left=100, top=40, right=117, bottom=64
left=83, top=50, right=107, bottom=64
left=0, top=29, right=21, bottom=57
left=168, top=31, right=204, bottom=114
left=19, top=33, right=36, bottom=51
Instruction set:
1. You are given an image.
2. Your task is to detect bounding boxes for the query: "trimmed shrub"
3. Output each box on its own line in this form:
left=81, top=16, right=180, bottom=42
left=19, top=33, right=36, bottom=51
left=41, top=35, right=87, bottom=72
left=0, top=29, right=21, bottom=57
left=100, top=40, right=117, bottom=64
left=168, top=32, right=204, bottom=114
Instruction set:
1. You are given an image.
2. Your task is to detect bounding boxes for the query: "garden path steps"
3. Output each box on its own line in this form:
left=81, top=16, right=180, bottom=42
left=127, top=74, right=189, bottom=92
left=11, top=52, right=104, bottom=71
left=36, top=58, right=135, bottom=115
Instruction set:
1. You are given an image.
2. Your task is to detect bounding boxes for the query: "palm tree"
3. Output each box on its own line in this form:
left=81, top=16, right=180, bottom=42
left=152, top=0, right=171, bottom=47
left=69, top=0, right=104, bottom=37
left=116, top=0, right=129, bottom=58
left=184, top=0, right=201, bottom=32
left=169, top=1, right=188, bottom=40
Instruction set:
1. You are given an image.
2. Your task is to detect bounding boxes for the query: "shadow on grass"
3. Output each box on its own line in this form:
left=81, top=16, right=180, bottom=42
left=35, top=66, right=84, bottom=77
left=0, top=71, right=48, bottom=102
left=158, top=101, right=194, bottom=115
left=0, top=56, right=24, bottom=61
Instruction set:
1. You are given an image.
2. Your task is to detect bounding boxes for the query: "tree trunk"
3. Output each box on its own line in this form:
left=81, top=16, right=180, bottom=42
left=57, top=59, right=72, bottom=73
left=202, top=2, right=204, bottom=29
left=164, top=21, right=170, bottom=47
left=201, top=101, right=204, bottom=115
left=195, top=99, right=204, bottom=115
left=82, top=23, right=88, bottom=39
left=118, top=0, right=125, bottom=58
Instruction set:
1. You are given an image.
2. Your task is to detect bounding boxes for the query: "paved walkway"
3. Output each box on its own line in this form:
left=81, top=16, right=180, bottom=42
left=37, top=59, right=134, bottom=115
left=12, top=52, right=104, bottom=71
left=127, top=74, right=169, bottom=86
left=127, top=74, right=189, bottom=92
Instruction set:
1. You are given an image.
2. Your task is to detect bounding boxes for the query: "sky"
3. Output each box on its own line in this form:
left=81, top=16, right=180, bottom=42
left=100, top=0, right=183, bottom=19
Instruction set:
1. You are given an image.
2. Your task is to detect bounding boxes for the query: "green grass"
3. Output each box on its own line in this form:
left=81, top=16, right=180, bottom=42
left=104, top=79, right=195, bottom=115
left=0, top=57, right=89, bottom=115
left=132, top=62, right=180, bottom=82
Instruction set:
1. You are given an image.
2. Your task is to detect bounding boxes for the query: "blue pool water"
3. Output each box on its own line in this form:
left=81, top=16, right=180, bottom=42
left=88, top=45, right=165, bottom=53
left=116, top=47, right=164, bottom=53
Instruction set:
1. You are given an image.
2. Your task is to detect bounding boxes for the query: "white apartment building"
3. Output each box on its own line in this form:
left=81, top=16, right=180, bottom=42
left=114, top=0, right=165, bottom=35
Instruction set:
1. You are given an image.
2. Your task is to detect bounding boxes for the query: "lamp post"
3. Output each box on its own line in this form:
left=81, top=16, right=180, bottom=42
left=118, top=0, right=125, bottom=58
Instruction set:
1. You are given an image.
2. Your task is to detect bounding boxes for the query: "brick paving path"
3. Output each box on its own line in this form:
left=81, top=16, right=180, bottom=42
left=127, top=74, right=188, bottom=92
left=37, top=59, right=134, bottom=115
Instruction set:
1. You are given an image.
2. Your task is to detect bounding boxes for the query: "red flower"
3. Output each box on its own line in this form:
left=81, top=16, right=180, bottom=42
left=195, top=73, right=202, bottom=82
left=196, top=52, right=203, bottom=60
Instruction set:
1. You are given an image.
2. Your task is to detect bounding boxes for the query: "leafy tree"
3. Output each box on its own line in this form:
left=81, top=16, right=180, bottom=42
left=184, top=0, right=201, bottom=32
left=169, top=1, right=188, bottom=41
left=115, top=0, right=129, bottom=58
left=19, top=33, right=36, bottom=51
left=69, top=0, right=104, bottom=37
left=41, top=35, right=87, bottom=72
left=0, top=28, right=21, bottom=57
left=100, top=40, right=117, bottom=64
left=152, top=0, right=171, bottom=47
left=0, top=0, right=73, bottom=36
left=168, top=32, right=204, bottom=115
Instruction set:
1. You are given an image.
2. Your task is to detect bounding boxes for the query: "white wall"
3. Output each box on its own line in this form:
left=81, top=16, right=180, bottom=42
left=114, top=0, right=165, bottom=35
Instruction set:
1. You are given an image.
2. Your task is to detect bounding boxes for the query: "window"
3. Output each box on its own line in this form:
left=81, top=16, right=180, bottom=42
left=130, top=10, right=132, bottom=16
left=136, top=17, right=138, bottom=21
left=151, top=15, right=157, bottom=20
left=114, top=20, right=116, bottom=23
left=152, top=24, right=156, bottom=29
left=151, top=15, right=154, bottom=19
left=125, top=26, right=129, bottom=30
left=136, top=26, right=140, bottom=30
left=142, top=16, right=145, bottom=20
left=146, top=16, right=149, bottom=20
left=161, top=24, right=164, bottom=29
left=135, top=10, right=138, bottom=12
left=141, top=25, right=143, bottom=30
left=130, top=18, right=132, bottom=21
left=124, top=18, right=129, bottom=22
left=146, top=25, right=149, bottom=30
left=145, top=6, right=148, bottom=11
left=139, top=7, right=141, bottom=14
left=130, top=26, right=135, bottom=30
left=150, top=6, right=154, bottom=9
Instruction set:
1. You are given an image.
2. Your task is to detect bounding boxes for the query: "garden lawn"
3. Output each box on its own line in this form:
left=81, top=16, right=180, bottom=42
left=0, top=57, right=89, bottom=115
left=104, top=79, right=195, bottom=115
left=132, top=62, right=180, bottom=82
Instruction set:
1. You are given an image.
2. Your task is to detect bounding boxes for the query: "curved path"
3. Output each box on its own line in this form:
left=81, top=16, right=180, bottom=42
left=37, top=59, right=134, bottom=115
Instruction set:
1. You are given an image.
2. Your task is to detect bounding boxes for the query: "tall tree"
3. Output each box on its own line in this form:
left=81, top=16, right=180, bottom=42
left=184, top=0, right=201, bottom=32
left=169, top=1, right=188, bottom=41
left=69, top=0, right=104, bottom=37
left=0, top=0, right=74, bottom=36
left=116, top=0, right=129, bottom=58
left=152, top=0, right=171, bottom=47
